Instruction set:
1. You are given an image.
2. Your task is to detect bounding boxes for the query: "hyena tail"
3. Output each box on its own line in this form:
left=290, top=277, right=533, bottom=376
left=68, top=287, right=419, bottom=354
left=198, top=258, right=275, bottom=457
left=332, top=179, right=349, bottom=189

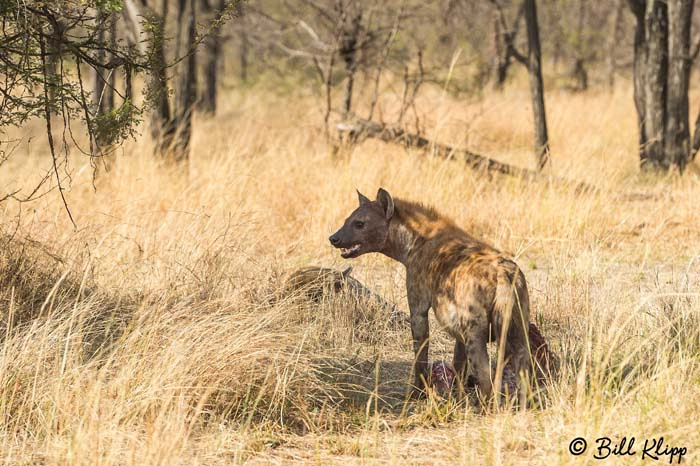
left=493, top=270, right=531, bottom=404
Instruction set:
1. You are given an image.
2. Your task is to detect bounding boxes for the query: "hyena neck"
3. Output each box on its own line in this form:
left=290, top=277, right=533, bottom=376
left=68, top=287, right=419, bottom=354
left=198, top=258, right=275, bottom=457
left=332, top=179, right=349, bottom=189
left=381, top=199, right=448, bottom=266
left=382, top=220, right=419, bottom=265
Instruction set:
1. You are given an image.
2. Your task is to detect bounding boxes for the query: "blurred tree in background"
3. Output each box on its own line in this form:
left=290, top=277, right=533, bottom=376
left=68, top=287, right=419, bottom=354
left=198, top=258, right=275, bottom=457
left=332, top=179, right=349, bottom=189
left=0, top=0, right=237, bottom=210
left=3, top=0, right=700, bottom=216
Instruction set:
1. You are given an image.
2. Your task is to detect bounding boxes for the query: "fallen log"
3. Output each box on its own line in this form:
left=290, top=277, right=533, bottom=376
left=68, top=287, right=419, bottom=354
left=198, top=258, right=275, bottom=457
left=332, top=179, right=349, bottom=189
left=337, top=116, right=600, bottom=195
left=338, top=117, right=541, bottom=180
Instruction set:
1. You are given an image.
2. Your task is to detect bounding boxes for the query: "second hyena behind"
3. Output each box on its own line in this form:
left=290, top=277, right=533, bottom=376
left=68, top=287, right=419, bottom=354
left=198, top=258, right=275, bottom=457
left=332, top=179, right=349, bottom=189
left=329, top=188, right=532, bottom=404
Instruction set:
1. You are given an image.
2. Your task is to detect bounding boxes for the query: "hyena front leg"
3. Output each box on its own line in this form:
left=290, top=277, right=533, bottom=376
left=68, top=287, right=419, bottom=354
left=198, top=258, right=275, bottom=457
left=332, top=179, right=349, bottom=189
left=407, top=290, right=430, bottom=394
left=453, top=339, right=467, bottom=377
left=453, top=339, right=467, bottom=394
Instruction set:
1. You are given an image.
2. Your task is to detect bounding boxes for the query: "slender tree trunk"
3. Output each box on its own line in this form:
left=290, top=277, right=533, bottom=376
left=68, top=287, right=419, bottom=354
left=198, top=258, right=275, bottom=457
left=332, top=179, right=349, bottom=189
left=523, top=0, right=549, bottom=170
left=607, top=0, right=625, bottom=87
left=147, top=0, right=172, bottom=149
left=236, top=1, right=248, bottom=82
left=92, top=10, right=116, bottom=146
left=47, top=36, right=60, bottom=108
left=122, top=0, right=144, bottom=50
left=572, top=0, right=588, bottom=91
left=628, top=0, right=648, bottom=159
left=104, top=12, right=117, bottom=113
left=175, top=0, right=187, bottom=63
left=92, top=12, right=116, bottom=117
left=92, top=12, right=107, bottom=113
left=572, top=59, right=588, bottom=91
left=340, top=12, right=361, bottom=117
left=173, top=0, right=197, bottom=161
left=493, top=11, right=505, bottom=87
left=240, top=27, right=249, bottom=82
left=665, top=0, right=694, bottom=170
left=198, top=0, right=224, bottom=115
left=344, top=65, right=355, bottom=116
left=491, top=2, right=525, bottom=89
left=641, top=0, right=668, bottom=169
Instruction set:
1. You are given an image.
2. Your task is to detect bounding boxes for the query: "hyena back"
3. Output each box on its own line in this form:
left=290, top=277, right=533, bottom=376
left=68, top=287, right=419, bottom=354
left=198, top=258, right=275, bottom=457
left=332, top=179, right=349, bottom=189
left=329, top=188, right=532, bottom=404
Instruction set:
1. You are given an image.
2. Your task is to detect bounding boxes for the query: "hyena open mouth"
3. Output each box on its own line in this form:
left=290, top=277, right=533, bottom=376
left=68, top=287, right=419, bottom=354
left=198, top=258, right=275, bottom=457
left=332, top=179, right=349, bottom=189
left=340, top=244, right=361, bottom=258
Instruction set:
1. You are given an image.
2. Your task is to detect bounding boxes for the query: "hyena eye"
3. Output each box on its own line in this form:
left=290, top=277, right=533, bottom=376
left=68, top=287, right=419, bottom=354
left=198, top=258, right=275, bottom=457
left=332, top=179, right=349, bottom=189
left=354, top=221, right=365, bottom=229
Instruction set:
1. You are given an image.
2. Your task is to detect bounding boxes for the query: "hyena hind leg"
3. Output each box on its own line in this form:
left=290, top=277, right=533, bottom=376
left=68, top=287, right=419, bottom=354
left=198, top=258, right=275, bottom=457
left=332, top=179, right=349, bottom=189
left=466, top=337, right=492, bottom=406
left=509, top=345, right=533, bottom=410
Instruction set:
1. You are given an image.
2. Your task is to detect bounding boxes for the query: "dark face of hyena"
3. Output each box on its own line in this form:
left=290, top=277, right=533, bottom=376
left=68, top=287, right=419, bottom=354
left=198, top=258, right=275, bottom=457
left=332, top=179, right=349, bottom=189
left=329, top=188, right=394, bottom=259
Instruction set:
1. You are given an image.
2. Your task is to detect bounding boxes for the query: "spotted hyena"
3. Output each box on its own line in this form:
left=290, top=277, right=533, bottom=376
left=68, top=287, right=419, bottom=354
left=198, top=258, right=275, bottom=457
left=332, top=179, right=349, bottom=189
left=329, top=188, right=532, bottom=404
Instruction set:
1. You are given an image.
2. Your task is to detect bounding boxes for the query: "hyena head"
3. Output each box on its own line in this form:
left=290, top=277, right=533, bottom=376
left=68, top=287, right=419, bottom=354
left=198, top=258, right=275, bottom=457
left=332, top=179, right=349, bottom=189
left=329, top=188, right=394, bottom=259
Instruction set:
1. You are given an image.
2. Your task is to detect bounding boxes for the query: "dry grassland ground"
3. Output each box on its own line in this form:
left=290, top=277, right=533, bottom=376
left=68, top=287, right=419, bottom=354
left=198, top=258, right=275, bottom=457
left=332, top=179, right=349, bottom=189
left=1, top=80, right=699, bottom=465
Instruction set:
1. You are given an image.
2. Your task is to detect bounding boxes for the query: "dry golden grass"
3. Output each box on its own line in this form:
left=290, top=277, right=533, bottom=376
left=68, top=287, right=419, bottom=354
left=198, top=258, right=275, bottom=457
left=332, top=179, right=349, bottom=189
left=1, top=78, right=700, bottom=465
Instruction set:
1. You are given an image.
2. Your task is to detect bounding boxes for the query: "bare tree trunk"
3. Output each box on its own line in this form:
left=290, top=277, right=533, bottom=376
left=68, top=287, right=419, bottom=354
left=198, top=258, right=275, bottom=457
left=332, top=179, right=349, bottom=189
left=343, top=66, right=355, bottom=116
left=93, top=12, right=116, bottom=117
left=91, top=10, right=116, bottom=146
left=665, top=0, right=694, bottom=170
left=571, top=0, right=588, bottom=91
left=122, top=0, right=144, bottom=50
left=240, top=28, right=249, bottom=82
left=572, top=59, right=588, bottom=91
left=628, top=0, right=648, bottom=159
left=92, top=12, right=108, bottom=113
left=641, top=0, right=668, bottom=169
left=104, top=12, right=117, bottom=113
left=238, top=2, right=248, bottom=82
left=492, top=10, right=504, bottom=85
left=606, top=0, right=625, bottom=87
left=340, top=12, right=362, bottom=117
left=490, top=1, right=525, bottom=89
left=198, top=0, right=225, bottom=115
left=523, top=0, right=549, bottom=170
left=173, top=0, right=197, bottom=162
left=46, top=37, right=60, bottom=108
left=145, top=0, right=173, bottom=150
left=175, top=0, right=187, bottom=63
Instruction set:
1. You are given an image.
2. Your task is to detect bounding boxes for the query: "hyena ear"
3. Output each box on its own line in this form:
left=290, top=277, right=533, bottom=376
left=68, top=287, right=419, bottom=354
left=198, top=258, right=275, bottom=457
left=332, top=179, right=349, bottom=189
left=357, top=190, right=371, bottom=206
left=376, top=188, right=394, bottom=220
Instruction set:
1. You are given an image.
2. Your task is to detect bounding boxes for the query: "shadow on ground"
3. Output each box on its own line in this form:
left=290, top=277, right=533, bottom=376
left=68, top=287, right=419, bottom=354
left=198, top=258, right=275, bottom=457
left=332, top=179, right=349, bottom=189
left=314, top=357, right=416, bottom=413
